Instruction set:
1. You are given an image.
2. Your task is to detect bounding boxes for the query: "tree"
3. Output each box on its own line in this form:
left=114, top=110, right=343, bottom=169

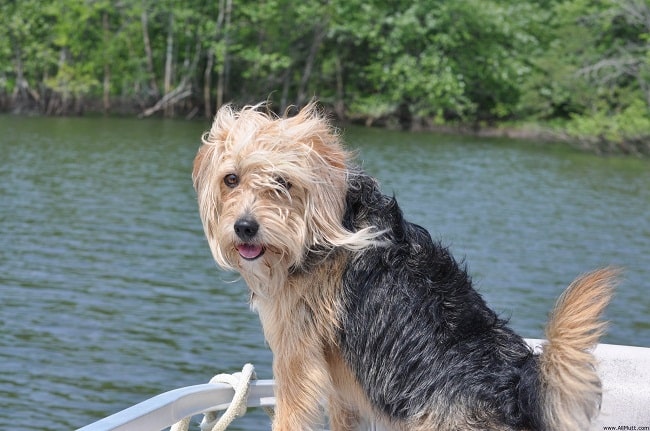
left=521, top=0, right=650, bottom=153
left=0, top=0, right=647, bottom=153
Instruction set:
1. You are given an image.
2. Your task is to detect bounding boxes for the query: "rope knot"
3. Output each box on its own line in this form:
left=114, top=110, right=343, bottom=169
left=170, top=363, right=257, bottom=431
left=200, top=363, right=257, bottom=431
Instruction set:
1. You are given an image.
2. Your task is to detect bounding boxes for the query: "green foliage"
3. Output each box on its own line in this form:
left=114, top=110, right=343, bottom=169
left=0, top=0, right=647, bottom=152
left=567, top=98, right=650, bottom=155
left=521, top=0, right=650, bottom=149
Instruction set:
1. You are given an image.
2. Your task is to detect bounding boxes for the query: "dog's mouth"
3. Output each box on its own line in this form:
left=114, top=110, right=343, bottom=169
left=236, top=243, right=265, bottom=261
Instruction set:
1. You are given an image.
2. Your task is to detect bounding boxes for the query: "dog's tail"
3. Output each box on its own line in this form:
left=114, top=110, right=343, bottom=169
left=539, top=267, right=618, bottom=430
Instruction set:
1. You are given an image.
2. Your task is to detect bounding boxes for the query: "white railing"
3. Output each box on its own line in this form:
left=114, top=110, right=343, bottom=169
left=76, top=379, right=275, bottom=431
left=77, top=340, right=650, bottom=431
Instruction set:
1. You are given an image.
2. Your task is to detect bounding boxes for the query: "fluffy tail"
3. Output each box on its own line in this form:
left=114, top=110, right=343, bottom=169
left=539, top=268, right=619, bottom=430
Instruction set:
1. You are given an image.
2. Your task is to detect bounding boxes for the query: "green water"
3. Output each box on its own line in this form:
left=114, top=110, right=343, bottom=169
left=1, top=116, right=648, bottom=430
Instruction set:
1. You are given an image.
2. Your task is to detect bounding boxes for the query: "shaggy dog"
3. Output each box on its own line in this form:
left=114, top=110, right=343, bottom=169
left=192, top=102, right=616, bottom=431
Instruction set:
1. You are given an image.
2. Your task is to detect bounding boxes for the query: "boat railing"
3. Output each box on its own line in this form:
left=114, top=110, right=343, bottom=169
left=77, top=340, right=650, bottom=431
left=76, top=372, right=276, bottom=431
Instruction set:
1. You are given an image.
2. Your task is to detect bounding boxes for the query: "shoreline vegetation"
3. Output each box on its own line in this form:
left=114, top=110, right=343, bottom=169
left=2, top=0, right=649, bottom=156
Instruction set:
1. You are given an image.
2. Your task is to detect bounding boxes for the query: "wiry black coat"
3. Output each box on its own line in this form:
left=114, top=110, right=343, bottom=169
left=338, top=171, right=544, bottom=429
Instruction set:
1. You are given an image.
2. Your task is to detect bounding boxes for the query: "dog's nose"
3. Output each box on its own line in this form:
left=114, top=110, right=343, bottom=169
left=234, top=217, right=259, bottom=241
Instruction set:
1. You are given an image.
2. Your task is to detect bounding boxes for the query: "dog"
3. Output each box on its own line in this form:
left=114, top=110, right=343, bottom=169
left=192, top=102, right=617, bottom=430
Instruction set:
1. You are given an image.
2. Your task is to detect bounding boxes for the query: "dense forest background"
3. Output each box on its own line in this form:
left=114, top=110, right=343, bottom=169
left=1, top=0, right=649, bottom=154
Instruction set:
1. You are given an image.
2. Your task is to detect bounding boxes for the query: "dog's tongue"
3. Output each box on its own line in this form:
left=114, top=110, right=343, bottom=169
left=237, top=244, right=263, bottom=260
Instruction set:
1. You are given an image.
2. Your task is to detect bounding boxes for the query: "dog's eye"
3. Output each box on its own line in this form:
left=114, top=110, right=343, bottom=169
left=275, top=176, right=292, bottom=190
left=224, top=173, right=239, bottom=188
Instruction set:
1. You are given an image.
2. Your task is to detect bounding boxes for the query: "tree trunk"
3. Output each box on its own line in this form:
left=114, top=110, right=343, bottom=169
left=141, top=1, right=159, bottom=98
left=140, top=79, right=191, bottom=118
left=58, top=48, right=70, bottom=115
left=11, top=45, right=26, bottom=104
left=296, top=24, right=326, bottom=106
left=216, top=0, right=232, bottom=109
left=102, top=11, right=111, bottom=114
left=280, top=67, right=292, bottom=113
left=10, top=38, right=40, bottom=110
left=224, top=0, right=233, bottom=102
left=163, top=11, right=174, bottom=117
left=206, top=0, right=225, bottom=117
left=334, top=54, right=345, bottom=120
left=204, top=49, right=214, bottom=118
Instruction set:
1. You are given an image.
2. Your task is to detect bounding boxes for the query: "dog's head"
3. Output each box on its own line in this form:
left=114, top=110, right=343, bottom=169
left=193, top=103, right=376, bottom=287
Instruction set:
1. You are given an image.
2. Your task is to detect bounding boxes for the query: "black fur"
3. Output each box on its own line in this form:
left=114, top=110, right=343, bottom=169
left=338, top=171, right=544, bottom=429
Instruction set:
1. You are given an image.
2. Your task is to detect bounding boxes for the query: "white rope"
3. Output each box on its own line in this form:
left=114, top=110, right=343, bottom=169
left=170, top=363, right=257, bottom=431
left=170, top=417, right=191, bottom=431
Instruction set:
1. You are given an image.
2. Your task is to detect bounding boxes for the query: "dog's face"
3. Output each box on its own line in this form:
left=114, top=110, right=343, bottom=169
left=192, top=104, right=352, bottom=288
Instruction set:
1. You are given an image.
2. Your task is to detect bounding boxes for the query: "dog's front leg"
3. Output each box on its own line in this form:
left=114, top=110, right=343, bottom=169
left=272, top=341, right=331, bottom=431
left=327, top=397, right=360, bottom=431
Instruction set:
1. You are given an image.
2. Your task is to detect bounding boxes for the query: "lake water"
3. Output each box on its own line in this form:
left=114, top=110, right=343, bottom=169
left=0, top=116, right=648, bottom=430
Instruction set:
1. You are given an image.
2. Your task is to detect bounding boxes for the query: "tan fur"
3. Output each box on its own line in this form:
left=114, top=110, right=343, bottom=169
left=193, top=103, right=381, bottom=430
left=325, top=345, right=382, bottom=431
left=540, top=267, right=619, bottom=430
left=254, top=255, right=348, bottom=430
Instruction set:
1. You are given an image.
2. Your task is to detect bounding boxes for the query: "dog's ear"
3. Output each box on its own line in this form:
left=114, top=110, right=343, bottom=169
left=284, top=101, right=348, bottom=172
left=192, top=143, right=211, bottom=192
left=287, top=103, right=383, bottom=251
left=284, top=104, right=361, bottom=250
left=304, top=137, right=349, bottom=248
